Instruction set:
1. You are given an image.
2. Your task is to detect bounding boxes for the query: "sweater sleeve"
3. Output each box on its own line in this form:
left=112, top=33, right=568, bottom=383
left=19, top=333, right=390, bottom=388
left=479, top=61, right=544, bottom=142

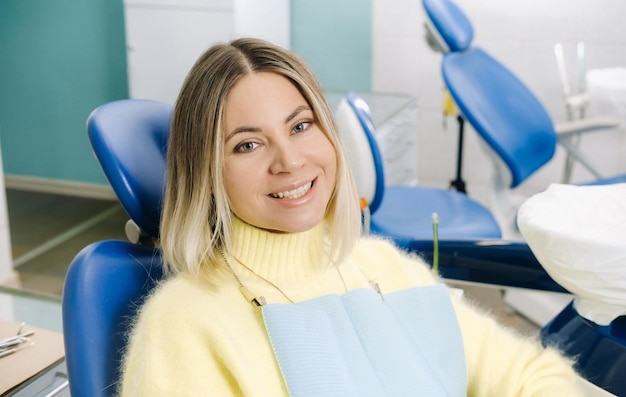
left=118, top=280, right=244, bottom=397
left=452, top=292, right=584, bottom=397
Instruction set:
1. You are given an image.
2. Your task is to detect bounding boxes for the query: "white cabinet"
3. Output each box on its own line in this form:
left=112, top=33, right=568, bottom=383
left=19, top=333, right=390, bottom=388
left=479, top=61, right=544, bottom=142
left=123, top=0, right=290, bottom=105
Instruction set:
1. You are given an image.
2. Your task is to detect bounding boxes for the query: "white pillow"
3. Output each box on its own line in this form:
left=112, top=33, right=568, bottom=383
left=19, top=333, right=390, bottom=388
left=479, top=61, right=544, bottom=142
left=517, top=183, right=626, bottom=325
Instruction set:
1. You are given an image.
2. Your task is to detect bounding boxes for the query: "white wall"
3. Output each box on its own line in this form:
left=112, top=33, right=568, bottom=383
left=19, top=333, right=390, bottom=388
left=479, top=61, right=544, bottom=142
left=372, top=0, right=626, bottom=210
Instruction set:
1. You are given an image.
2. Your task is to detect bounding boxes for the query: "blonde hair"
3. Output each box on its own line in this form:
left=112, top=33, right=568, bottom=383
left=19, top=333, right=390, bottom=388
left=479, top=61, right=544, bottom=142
left=160, top=38, right=361, bottom=279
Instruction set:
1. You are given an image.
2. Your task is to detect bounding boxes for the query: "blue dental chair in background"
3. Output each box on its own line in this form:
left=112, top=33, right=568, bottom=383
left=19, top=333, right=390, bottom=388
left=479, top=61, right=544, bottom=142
left=337, top=91, right=566, bottom=292
left=62, top=96, right=620, bottom=396
left=421, top=0, right=625, bottom=226
left=420, top=0, right=626, bottom=394
left=335, top=91, right=501, bottom=245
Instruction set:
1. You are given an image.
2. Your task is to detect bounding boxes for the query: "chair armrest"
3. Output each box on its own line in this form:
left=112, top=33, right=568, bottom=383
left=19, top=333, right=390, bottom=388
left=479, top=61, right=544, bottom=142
left=408, top=239, right=568, bottom=293
left=555, top=116, right=622, bottom=180
left=554, top=116, right=620, bottom=139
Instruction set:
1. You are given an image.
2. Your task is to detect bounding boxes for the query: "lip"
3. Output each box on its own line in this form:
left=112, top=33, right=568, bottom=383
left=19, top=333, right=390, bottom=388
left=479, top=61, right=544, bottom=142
left=268, top=177, right=317, bottom=200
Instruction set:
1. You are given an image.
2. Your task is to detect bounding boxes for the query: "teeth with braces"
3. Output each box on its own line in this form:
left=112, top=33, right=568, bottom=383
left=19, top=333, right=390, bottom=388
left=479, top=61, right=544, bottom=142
left=270, top=182, right=312, bottom=199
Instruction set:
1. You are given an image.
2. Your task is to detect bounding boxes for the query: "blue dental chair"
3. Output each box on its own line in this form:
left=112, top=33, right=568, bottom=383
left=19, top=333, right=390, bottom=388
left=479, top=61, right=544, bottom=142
left=62, top=99, right=170, bottom=397
left=63, top=98, right=573, bottom=397
left=336, top=92, right=566, bottom=292
left=335, top=91, right=501, bottom=244
left=421, top=0, right=625, bottom=212
left=421, top=0, right=626, bottom=394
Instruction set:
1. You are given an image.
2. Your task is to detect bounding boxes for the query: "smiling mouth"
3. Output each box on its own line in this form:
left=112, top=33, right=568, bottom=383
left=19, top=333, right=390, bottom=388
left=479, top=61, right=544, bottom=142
left=269, top=181, right=313, bottom=199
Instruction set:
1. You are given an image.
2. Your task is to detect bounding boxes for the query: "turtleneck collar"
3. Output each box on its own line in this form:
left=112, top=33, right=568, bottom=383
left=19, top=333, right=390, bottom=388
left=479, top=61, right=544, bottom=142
left=228, top=216, right=329, bottom=283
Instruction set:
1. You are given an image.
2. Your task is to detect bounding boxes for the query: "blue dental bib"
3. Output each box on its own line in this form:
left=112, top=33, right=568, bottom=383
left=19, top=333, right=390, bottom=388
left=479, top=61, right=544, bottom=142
left=262, top=284, right=467, bottom=396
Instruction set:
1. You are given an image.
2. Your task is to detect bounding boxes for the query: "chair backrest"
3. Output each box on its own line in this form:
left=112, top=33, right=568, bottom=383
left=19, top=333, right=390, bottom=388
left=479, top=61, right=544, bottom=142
left=423, top=0, right=557, bottom=188
left=442, top=47, right=557, bottom=188
left=87, top=99, right=172, bottom=238
left=63, top=99, right=172, bottom=396
left=334, top=92, right=385, bottom=214
left=422, top=0, right=474, bottom=53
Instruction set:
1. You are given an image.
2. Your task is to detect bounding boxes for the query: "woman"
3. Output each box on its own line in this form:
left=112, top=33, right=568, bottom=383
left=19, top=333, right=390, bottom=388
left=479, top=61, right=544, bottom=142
left=119, top=38, right=582, bottom=396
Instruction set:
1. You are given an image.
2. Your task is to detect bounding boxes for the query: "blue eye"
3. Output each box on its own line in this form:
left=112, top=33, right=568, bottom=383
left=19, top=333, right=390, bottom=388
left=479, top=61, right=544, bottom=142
left=235, top=141, right=259, bottom=153
left=292, top=121, right=311, bottom=134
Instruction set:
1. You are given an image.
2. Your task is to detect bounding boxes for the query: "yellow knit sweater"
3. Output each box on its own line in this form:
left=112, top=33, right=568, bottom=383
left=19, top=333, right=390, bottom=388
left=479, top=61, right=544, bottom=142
left=119, top=218, right=583, bottom=396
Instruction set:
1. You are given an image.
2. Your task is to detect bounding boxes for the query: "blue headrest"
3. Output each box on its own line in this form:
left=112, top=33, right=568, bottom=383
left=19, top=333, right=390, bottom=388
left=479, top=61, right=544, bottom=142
left=422, top=0, right=474, bottom=52
left=87, top=99, right=172, bottom=238
left=344, top=92, right=386, bottom=214
left=442, top=48, right=557, bottom=187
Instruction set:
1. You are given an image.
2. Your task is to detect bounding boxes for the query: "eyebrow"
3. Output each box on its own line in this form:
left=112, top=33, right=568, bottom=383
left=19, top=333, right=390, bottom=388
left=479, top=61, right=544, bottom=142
left=225, top=105, right=312, bottom=143
left=285, top=105, right=311, bottom=123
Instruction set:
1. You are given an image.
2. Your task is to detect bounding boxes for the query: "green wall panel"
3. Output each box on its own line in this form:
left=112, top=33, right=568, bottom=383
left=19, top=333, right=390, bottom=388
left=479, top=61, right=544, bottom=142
left=291, top=0, right=372, bottom=92
left=0, top=1, right=372, bottom=185
left=0, top=0, right=128, bottom=185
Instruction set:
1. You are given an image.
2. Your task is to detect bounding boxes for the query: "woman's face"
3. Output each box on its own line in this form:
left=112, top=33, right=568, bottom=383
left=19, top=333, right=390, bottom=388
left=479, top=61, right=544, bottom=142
left=222, top=72, right=337, bottom=233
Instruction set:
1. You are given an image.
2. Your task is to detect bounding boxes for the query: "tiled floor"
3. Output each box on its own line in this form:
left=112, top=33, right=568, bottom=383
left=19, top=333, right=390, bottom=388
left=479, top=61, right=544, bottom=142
left=1, top=188, right=541, bottom=335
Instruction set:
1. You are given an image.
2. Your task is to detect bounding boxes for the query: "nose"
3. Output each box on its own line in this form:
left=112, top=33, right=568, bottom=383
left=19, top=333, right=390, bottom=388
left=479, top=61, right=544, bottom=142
left=269, top=138, right=303, bottom=174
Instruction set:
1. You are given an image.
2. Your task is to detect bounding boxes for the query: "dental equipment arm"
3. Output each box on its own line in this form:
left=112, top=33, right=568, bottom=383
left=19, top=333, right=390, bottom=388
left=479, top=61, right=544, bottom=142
left=409, top=239, right=568, bottom=294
